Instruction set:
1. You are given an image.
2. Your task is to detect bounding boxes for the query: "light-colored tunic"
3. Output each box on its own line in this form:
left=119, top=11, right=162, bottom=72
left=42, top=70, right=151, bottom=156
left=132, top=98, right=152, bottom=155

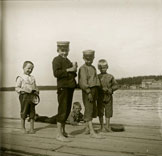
left=78, top=64, right=100, bottom=93
left=98, top=73, right=118, bottom=92
left=15, top=74, right=38, bottom=94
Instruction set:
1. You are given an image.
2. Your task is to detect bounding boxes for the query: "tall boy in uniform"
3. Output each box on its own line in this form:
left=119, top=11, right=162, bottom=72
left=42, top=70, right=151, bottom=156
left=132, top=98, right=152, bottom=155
left=52, top=41, right=77, bottom=142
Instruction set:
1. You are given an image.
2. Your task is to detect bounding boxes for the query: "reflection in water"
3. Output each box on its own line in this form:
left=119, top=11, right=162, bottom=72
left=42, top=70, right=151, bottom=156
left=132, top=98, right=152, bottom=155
left=111, top=90, right=162, bottom=127
left=157, top=95, right=162, bottom=136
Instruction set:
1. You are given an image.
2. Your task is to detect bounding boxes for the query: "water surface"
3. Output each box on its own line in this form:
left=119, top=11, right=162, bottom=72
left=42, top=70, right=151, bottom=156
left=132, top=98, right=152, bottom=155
left=1, top=90, right=162, bottom=127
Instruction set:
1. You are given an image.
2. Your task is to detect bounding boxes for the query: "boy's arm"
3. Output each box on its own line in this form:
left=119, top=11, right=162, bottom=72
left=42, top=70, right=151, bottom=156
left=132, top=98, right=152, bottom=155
left=111, top=76, right=119, bottom=92
left=33, top=79, right=39, bottom=95
left=79, top=113, right=84, bottom=122
left=15, top=77, right=23, bottom=94
left=78, top=67, right=94, bottom=102
left=52, top=58, right=69, bottom=78
left=78, top=67, right=91, bottom=94
left=67, top=113, right=78, bottom=125
left=52, top=58, right=77, bottom=79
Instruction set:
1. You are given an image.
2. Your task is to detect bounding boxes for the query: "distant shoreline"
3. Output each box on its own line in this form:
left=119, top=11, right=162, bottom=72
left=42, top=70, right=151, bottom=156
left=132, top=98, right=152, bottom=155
left=0, top=86, right=57, bottom=91
left=0, top=86, right=162, bottom=91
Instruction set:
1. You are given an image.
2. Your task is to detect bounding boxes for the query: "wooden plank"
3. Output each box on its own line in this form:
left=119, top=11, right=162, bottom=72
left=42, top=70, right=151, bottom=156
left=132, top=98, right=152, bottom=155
left=1, top=118, right=161, bottom=140
left=56, top=146, right=134, bottom=156
left=1, top=123, right=162, bottom=143
left=1, top=143, right=79, bottom=156
left=68, top=139, right=162, bottom=156
left=1, top=118, right=162, bottom=156
left=0, top=150, right=32, bottom=156
left=1, top=126, right=162, bottom=147
left=1, top=129, right=162, bottom=156
left=1, top=125, right=162, bottom=147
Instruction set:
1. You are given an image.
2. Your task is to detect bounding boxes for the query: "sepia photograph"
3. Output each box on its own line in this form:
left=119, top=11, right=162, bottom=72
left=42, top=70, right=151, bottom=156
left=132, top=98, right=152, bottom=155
left=0, top=0, right=162, bottom=155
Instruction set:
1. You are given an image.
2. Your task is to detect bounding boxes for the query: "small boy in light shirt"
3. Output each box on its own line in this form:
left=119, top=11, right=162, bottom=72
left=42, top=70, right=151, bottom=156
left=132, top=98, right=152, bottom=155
left=15, top=61, right=39, bottom=134
left=78, top=50, right=104, bottom=139
left=97, top=59, right=118, bottom=132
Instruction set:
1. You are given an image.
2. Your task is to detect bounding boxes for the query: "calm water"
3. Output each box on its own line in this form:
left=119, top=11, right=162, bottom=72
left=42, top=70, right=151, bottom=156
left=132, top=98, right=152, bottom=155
left=1, top=90, right=162, bottom=127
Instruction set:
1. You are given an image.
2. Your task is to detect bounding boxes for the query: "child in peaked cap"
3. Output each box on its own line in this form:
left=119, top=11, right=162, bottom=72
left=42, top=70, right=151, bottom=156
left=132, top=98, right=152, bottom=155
left=78, top=50, right=104, bottom=139
left=52, top=41, right=77, bottom=142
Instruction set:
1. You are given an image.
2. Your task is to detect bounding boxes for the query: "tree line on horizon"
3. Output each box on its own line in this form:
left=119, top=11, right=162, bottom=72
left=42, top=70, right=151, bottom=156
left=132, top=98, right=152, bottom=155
left=116, top=75, right=162, bottom=86
left=1, top=75, right=162, bottom=91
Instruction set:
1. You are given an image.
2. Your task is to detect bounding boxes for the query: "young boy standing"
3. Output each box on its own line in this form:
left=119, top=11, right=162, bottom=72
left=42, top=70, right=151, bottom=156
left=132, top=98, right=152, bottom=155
left=78, top=50, right=103, bottom=139
left=15, top=61, right=39, bottom=134
left=97, top=59, right=118, bottom=132
left=52, top=41, right=77, bottom=142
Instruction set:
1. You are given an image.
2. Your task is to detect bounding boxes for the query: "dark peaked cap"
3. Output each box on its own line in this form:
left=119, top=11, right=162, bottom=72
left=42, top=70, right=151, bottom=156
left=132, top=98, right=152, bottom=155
left=83, top=49, right=95, bottom=56
left=57, top=41, right=70, bottom=47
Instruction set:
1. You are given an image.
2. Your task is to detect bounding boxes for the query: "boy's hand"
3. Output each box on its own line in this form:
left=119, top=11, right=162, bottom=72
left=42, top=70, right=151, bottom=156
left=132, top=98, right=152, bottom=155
left=88, top=93, right=93, bottom=102
left=20, top=91, right=25, bottom=95
left=107, top=88, right=113, bottom=94
left=78, top=123, right=83, bottom=126
left=103, top=94, right=111, bottom=103
left=66, top=66, right=77, bottom=72
left=32, top=90, right=39, bottom=95
left=72, top=62, right=78, bottom=68
left=103, top=88, right=112, bottom=95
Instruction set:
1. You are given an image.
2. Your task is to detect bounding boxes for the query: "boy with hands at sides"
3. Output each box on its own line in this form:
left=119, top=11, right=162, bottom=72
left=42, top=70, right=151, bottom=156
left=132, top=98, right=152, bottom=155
left=78, top=50, right=104, bottom=139
left=97, top=59, right=118, bottom=132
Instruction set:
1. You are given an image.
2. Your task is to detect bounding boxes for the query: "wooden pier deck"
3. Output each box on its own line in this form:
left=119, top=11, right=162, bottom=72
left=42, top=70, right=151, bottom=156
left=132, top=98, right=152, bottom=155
left=0, top=118, right=162, bottom=156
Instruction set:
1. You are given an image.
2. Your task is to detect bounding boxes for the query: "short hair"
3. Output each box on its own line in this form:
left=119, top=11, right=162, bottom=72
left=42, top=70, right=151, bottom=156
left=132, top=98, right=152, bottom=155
left=73, top=102, right=82, bottom=109
left=98, top=59, right=108, bottom=69
left=23, top=61, right=34, bottom=69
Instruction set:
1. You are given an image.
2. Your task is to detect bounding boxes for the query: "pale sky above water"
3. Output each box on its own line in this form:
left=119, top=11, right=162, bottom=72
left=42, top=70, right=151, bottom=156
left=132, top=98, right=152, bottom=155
left=1, top=0, right=162, bottom=87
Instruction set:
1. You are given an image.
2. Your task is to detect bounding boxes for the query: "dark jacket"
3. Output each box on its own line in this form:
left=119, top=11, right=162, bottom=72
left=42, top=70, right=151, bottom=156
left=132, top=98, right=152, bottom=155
left=52, top=55, right=77, bottom=89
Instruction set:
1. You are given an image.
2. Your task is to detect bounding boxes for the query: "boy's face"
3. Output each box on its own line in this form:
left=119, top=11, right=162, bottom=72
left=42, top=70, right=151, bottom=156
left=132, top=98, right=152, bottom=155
left=58, top=48, right=69, bottom=58
left=83, top=55, right=94, bottom=66
left=99, top=66, right=108, bottom=74
left=23, top=63, right=34, bottom=75
left=73, top=105, right=81, bottom=114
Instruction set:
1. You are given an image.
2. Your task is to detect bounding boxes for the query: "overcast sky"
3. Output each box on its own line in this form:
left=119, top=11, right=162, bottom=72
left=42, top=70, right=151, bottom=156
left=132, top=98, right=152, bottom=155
left=2, top=0, right=162, bottom=87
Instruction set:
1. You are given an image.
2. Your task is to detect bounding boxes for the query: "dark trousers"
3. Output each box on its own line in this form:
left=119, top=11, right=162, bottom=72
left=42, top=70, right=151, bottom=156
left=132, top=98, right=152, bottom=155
left=35, top=115, right=57, bottom=124
left=19, top=93, right=35, bottom=119
left=57, top=88, right=74, bottom=123
left=82, top=87, right=98, bottom=122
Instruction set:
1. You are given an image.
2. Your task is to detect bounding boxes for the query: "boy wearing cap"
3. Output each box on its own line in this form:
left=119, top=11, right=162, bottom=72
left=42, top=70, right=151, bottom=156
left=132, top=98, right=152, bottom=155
left=52, top=41, right=77, bottom=142
left=78, top=50, right=104, bottom=139
left=97, top=59, right=118, bottom=132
